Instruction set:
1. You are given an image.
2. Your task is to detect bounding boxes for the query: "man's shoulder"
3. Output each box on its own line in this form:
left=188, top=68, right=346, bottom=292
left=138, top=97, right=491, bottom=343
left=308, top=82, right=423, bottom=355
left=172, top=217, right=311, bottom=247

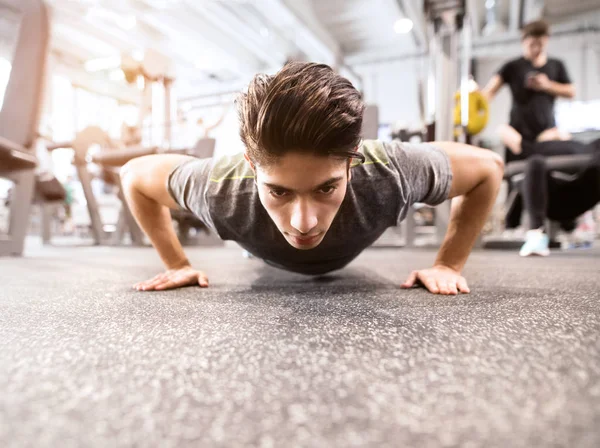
left=504, top=57, right=526, bottom=68
left=208, top=153, right=255, bottom=185
left=547, top=57, right=565, bottom=67
left=353, top=140, right=392, bottom=167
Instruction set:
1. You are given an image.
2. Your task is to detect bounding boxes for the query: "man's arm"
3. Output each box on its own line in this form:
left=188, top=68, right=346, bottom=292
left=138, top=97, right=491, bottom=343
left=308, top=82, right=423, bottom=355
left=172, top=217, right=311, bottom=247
left=402, top=143, right=504, bottom=294
left=544, top=79, right=575, bottom=99
left=481, top=74, right=504, bottom=102
left=434, top=143, right=504, bottom=272
left=529, top=73, right=575, bottom=99
left=120, top=154, right=209, bottom=290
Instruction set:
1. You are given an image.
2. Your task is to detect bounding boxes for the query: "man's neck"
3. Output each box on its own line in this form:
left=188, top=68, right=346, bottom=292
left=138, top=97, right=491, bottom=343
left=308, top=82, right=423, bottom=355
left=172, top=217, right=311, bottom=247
left=527, top=53, right=548, bottom=68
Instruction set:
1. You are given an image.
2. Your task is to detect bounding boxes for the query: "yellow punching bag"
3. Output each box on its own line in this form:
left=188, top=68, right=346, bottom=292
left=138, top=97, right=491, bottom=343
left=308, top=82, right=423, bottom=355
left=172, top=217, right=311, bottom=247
left=454, top=91, right=489, bottom=135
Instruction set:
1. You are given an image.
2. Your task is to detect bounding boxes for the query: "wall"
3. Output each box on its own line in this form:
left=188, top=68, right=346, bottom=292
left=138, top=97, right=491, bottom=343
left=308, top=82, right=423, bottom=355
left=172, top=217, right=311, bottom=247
left=354, top=57, right=427, bottom=130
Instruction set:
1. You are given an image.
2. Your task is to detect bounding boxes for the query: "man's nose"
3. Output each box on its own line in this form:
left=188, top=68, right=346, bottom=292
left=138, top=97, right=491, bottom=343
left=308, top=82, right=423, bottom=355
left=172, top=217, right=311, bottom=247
left=290, top=199, right=318, bottom=234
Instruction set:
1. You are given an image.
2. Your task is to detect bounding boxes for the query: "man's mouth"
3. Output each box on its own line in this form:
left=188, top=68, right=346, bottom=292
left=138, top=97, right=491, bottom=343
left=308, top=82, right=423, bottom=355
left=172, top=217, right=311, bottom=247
left=288, top=233, right=322, bottom=246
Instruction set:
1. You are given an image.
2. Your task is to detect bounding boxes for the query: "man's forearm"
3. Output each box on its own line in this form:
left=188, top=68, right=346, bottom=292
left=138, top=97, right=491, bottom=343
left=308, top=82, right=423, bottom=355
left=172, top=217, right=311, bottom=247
left=435, top=169, right=502, bottom=272
left=122, top=183, right=190, bottom=269
left=546, top=81, right=575, bottom=99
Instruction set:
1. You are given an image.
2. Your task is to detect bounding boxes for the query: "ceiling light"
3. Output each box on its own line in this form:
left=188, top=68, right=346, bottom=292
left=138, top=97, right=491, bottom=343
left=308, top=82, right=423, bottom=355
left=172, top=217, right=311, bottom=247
left=132, top=50, right=144, bottom=62
left=394, top=18, right=413, bottom=34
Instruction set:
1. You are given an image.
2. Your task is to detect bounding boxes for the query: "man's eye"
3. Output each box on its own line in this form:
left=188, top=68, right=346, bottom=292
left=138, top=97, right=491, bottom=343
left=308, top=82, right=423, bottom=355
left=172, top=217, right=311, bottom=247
left=319, top=186, right=337, bottom=195
left=269, top=189, right=289, bottom=198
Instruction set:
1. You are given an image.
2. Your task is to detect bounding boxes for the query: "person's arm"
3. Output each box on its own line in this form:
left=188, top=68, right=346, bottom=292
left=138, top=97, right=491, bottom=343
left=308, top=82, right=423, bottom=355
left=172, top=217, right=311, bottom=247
left=534, top=75, right=576, bottom=99
left=120, top=154, right=209, bottom=290
left=481, top=74, right=504, bottom=102
left=402, top=143, right=504, bottom=295
left=529, top=60, right=576, bottom=99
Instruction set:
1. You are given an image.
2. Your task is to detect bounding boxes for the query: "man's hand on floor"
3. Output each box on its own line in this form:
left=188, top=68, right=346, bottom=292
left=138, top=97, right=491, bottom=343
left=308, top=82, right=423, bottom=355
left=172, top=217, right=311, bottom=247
left=134, top=266, right=209, bottom=291
left=401, top=265, right=470, bottom=295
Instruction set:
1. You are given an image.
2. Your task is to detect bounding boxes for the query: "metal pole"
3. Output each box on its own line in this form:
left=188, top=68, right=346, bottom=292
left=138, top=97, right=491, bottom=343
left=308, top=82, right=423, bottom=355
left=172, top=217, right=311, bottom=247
left=164, top=77, right=173, bottom=150
left=426, top=23, right=437, bottom=124
left=460, top=14, right=472, bottom=142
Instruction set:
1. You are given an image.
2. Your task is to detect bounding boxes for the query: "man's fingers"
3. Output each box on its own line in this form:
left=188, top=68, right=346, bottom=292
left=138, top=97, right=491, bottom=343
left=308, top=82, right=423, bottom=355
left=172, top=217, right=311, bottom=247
left=198, top=275, right=209, bottom=288
left=447, top=282, right=459, bottom=296
left=457, top=277, right=471, bottom=294
left=154, top=280, right=181, bottom=291
left=437, top=281, right=451, bottom=295
left=134, top=269, right=209, bottom=292
left=419, top=275, right=439, bottom=294
left=139, top=276, right=170, bottom=291
left=136, top=273, right=173, bottom=291
left=401, top=271, right=418, bottom=289
left=134, top=273, right=164, bottom=290
left=154, top=272, right=193, bottom=290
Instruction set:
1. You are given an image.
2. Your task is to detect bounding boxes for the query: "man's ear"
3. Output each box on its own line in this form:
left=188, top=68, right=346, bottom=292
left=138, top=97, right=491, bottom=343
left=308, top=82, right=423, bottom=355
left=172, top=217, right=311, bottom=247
left=244, top=153, right=255, bottom=171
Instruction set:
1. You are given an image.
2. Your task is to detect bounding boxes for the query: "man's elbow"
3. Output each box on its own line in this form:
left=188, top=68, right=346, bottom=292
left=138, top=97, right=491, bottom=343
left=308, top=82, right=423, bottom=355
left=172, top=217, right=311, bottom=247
left=120, top=159, right=142, bottom=195
left=485, top=151, right=504, bottom=182
left=567, top=86, right=576, bottom=99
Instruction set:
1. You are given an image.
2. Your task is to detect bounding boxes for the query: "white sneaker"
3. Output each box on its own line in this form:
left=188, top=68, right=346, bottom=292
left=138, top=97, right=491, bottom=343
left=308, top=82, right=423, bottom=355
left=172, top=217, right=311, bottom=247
left=519, top=229, right=550, bottom=257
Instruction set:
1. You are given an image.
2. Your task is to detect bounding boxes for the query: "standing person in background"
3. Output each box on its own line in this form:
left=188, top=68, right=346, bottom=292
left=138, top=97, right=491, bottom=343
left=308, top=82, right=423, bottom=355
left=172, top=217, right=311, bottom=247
left=482, top=19, right=579, bottom=249
left=482, top=20, right=575, bottom=162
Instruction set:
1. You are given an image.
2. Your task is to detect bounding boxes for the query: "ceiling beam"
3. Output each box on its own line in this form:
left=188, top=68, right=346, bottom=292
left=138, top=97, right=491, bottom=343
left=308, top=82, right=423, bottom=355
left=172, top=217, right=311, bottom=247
left=252, top=0, right=341, bottom=65
left=140, top=4, right=264, bottom=76
left=187, top=0, right=285, bottom=70
left=397, top=0, right=428, bottom=48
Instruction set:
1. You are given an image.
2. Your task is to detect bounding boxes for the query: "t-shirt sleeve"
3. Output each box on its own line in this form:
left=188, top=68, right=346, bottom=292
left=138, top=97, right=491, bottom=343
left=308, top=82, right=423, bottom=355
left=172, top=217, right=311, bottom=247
left=387, top=141, right=453, bottom=208
left=554, top=59, right=572, bottom=84
left=167, top=157, right=214, bottom=228
left=497, top=60, right=513, bottom=83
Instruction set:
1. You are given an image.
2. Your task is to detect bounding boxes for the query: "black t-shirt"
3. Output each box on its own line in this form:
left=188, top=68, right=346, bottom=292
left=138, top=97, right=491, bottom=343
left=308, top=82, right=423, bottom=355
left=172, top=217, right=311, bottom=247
left=498, top=57, right=571, bottom=143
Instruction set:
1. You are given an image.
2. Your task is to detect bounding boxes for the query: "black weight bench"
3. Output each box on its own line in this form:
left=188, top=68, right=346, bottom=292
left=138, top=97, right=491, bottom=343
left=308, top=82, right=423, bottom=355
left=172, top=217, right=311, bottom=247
left=484, top=153, right=595, bottom=249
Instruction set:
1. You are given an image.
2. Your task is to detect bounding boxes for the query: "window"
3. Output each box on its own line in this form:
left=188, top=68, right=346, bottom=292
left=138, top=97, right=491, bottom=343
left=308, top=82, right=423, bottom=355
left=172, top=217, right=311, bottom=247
left=0, top=57, right=11, bottom=110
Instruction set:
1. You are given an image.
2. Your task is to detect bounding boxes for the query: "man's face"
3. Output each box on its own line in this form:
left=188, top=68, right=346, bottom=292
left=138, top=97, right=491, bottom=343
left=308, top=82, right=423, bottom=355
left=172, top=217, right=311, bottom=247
left=247, top=151, right=350, bottom=250
left=522, top=35, right=548, bottom=60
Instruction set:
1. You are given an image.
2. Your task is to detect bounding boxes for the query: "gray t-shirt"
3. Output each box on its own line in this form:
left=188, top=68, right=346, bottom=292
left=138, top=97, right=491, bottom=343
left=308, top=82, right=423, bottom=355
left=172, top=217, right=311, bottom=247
left=168, top=140, right=452, bottom=275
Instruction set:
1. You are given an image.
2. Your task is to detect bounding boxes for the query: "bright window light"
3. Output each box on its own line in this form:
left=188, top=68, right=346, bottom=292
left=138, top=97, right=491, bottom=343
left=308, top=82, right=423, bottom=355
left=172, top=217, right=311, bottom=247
left=84, top=56, right=121, bottom=72
left=109, top=69, right=125, bottom=82
left=394, top=18, right=414, bottom=34
left=0, top=57, right=12, bottom=110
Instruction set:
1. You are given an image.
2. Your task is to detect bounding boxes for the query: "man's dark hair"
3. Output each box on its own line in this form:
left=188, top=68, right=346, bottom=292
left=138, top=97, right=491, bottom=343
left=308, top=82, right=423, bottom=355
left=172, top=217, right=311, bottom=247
left=236, top=62, right=365, bottom=166
left=522, top=20, right=550, bottom=39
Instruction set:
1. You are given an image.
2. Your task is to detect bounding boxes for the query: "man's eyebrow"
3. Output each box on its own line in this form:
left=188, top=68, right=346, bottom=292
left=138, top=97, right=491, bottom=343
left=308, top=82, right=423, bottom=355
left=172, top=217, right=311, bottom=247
left=263, top=176, right=345, bottom=192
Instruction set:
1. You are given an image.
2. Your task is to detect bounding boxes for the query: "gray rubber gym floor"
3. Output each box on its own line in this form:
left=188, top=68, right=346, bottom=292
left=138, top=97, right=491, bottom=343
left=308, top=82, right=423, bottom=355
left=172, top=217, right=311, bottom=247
left=1, top=241, right=599, bottom=448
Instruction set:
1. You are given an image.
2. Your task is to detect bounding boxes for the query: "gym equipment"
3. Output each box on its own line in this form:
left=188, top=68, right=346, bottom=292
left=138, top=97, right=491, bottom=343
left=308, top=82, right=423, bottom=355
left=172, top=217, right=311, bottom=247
left=34, top=173, right=67, bottom=245
left=0, top=0, right=50, bottom=257
left=483, top=152, right=596, bottom=249
left=374, top=1, right=472, bottom=249
left=486, top=147, right=597, bottom=248
left=46, top=127, right=155, bottom=246
left=453, top=90, right=489, bottom=136
left=399, top=0, right=469, bottom=248
left=46, top=126, right=218, bottom=247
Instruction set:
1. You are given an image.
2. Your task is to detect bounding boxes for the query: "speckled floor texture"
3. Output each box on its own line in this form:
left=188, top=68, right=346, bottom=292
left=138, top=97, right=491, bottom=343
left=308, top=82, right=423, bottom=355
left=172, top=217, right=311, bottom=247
left=1, top=240, right=599, bottom=448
